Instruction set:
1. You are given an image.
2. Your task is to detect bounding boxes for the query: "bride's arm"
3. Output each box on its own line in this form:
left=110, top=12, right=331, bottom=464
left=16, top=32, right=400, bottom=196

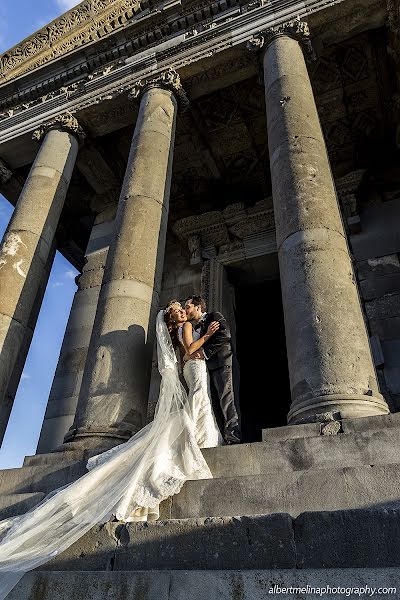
left=182, top=321, right=219, bottom=355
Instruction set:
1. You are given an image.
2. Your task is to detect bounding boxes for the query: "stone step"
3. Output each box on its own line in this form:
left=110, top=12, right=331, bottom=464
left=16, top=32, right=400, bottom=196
left=8, top=569, right=400, bottom=600
left=42, top=508, right=400, bottom=572
left=0, top=460, right=87, bottom=495
left=202, top=427, right=400, bottom=478
left=0, top=493, right=45, bottom=521
left=261, top=411, right=400, bottom=442
left=23, top=449, right=85, bottom=467
left=164, top=463, right=400, bottom=519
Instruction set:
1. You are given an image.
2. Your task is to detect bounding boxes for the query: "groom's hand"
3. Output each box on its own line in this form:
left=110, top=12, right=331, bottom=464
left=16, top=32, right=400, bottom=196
left=183, top=350, right=204, bottom=362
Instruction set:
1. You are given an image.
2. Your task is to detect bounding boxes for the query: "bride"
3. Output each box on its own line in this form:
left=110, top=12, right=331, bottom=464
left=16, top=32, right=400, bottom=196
left=0, top=304, right=223, bottom=599
left=163, top=299, right=223, bottom=448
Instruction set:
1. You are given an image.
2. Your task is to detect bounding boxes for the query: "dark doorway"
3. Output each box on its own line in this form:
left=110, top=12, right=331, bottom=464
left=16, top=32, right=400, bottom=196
left=234, top=278, right=291, bottom=442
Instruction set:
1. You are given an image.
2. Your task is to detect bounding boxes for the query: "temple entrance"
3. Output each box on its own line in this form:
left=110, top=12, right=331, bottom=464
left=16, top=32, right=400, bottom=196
left=226, top=258, right=291, bottom=442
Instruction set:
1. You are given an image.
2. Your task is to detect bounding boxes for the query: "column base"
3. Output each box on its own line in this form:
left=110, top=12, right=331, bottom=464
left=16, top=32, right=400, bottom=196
left=62, top=425, right=135, bottom=451
left=287, top=393, right=390, bottom=425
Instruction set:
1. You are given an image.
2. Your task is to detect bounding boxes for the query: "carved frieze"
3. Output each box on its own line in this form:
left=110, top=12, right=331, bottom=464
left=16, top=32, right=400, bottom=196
left=0, top=0, right=142, bottom=83
left=388, top=0, right=400, bottom=33
left=32, top=112, right=86, bottom=144
left=174, top=199, right=276, bottom=258
left=173, top=210, right=229, bottom=247
left=0, top=159, right=12, bottom=185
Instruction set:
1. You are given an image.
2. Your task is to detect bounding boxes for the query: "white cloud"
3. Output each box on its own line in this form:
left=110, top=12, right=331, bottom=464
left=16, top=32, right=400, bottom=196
left=65, top=270, right=76, bottom=279
left=21, top=372, right=30, bottom=380
left=52, top=281, right=64, bottom=288
left=56, top=0, right=81, bottom=11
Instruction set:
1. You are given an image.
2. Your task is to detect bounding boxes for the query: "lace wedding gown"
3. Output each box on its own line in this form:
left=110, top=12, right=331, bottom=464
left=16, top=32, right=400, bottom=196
left=0, top=312, right=217, bottom=600
left=178, top=325, right=223, bottom=448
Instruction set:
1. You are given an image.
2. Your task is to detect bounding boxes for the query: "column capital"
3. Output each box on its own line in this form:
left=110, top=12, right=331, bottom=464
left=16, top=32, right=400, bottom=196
left=247, top=19, right=314, bottom=59
left=0, top=158, right=12, bottom=185
left=32, top=112, right=86, bottom=145
left=129, top=68, right=189, bottom=109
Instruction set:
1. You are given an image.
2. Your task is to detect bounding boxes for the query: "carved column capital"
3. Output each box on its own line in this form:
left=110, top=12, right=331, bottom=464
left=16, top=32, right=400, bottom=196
left=0, top=158, right=12, bottom=185
left=32, top=112, right=86, bottom=144
left=129, top=68, right=189, bottom=109
left=247, top=19, right=314, bottom=59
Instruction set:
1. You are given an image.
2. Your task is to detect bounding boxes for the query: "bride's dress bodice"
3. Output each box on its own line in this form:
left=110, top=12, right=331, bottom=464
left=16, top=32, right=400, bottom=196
left=177, top=323, right=222, bottom=449
left=177, top=324, right=201, bottom=343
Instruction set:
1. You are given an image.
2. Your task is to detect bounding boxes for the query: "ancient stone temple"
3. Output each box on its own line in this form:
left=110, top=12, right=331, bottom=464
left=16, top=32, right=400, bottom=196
left=1, top=0, right=400, bottom=596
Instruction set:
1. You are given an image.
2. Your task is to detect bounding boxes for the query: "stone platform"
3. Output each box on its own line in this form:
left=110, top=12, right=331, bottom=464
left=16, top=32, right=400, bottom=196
left=8, top=569, right=400, bottom=600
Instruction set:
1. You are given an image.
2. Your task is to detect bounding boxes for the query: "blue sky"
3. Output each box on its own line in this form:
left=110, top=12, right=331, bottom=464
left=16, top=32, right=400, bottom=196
left=0, top=0, right=81, bottom=468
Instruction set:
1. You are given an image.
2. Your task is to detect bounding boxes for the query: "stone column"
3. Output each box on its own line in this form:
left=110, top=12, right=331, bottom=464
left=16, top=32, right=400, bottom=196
left=248, top=22, right=389, bottom=423
left=66, top=70, right=183, bottom=447
left=0, top=113, right=84, bottom=444
left=36, top=210, right=115, bottom=454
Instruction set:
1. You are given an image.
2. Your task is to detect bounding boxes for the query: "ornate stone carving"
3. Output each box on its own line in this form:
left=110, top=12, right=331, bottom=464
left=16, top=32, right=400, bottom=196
left=246, top=0, right=268, bottom=10
left=32, top=112, right=86, bottom=143
left=188, top=235, right=202, bottom=265
left=174, top=199, right=276, bottom=252
left=388, top=0, right=400, bottom=33
left=0, top=159, right=12, bottom=185
left=247, top=19, right=314, bottom=58
left=0, top=80, right=88, bottom=123
left=0, top=0, right=142, bottom=83
left=173, top=211, right=229, bottom=247
left=335, top=169, right=365, bottom=233
left=129, top=69, right=189, bottom=108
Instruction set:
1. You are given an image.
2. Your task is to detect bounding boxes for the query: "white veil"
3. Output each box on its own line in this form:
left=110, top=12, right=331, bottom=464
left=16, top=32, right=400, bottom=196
left=0, top=311, right=212, bottom=599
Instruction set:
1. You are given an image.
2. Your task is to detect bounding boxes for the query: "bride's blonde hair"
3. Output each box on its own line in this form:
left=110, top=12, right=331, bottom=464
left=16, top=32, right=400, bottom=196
left=163, top=300, right=181, bottom=348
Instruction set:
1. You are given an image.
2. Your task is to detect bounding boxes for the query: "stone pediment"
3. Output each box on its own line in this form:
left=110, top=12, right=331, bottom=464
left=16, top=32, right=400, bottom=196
left=0, top=0, right=141, bottom=84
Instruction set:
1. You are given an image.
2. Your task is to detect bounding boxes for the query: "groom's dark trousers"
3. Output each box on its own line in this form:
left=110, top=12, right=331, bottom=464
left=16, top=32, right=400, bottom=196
left=200, top=311, right=241, bottom=443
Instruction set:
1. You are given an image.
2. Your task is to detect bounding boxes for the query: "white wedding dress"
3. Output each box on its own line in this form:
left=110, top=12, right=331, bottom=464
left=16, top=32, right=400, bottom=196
left=0, top=312, right=218, bottom=600
left=178, top=325, right=223, bottom=448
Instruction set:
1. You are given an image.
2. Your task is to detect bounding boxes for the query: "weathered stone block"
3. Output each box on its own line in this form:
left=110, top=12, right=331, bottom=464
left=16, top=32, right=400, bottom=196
left=0, top=493, right=44, bottom=521
left=42, top=522, right=119, bottom=571
left=369, top=316, right=400, bottom=341
left=365, top=293, right=400, bottom=321
left=357, top=255, right=400, bottom=280
left=115, top=514, right=296, bottom=570
left=295, top=509, right=400, bottom=568
left=360, top=274, right=400, bottom=301
left=169, top=464, right=400, bottom=519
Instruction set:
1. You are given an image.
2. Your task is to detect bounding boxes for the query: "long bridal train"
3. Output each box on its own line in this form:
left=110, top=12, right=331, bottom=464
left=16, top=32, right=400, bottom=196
left=0, top=312, right=212, bottom=600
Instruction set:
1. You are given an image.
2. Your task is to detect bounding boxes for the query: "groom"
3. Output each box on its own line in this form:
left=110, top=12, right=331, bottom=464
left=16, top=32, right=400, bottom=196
left=184, top=295, right=241, bottom=445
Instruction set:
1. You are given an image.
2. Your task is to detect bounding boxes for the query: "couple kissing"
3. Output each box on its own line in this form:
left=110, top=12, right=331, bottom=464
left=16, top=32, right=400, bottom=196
left=164, top=295, right=241, bottom=446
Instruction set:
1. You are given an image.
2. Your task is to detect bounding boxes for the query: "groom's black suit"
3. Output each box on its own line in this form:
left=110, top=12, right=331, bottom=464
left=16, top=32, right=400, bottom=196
left=198, top=312, right=241, bottom=444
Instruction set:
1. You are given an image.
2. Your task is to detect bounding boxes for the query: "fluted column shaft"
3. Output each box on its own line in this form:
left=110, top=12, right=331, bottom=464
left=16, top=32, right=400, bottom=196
left=68, top=78, right=179, bottom=446
left=255, top=25, right=389, bottom=422
left=0, top=117, right=82, bottom=444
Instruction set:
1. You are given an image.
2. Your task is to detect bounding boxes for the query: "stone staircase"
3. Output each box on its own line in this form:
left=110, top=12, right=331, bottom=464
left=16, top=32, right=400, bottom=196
left=2, top=413, right=400, bottom=598
left=1, top=412, right=400, bottom=521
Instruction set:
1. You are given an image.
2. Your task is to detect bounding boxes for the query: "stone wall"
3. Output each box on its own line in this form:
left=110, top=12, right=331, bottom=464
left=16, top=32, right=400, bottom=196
left=351, top=199, right=400, bottom=412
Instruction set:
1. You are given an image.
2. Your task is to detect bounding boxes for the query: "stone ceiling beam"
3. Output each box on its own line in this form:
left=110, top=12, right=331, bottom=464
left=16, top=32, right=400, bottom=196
left=76, top=143, right=120, bottom=196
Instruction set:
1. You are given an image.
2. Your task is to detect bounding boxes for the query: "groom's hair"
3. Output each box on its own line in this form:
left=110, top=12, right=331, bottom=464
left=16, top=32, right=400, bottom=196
left=185, top=295, right=206, bottom=312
